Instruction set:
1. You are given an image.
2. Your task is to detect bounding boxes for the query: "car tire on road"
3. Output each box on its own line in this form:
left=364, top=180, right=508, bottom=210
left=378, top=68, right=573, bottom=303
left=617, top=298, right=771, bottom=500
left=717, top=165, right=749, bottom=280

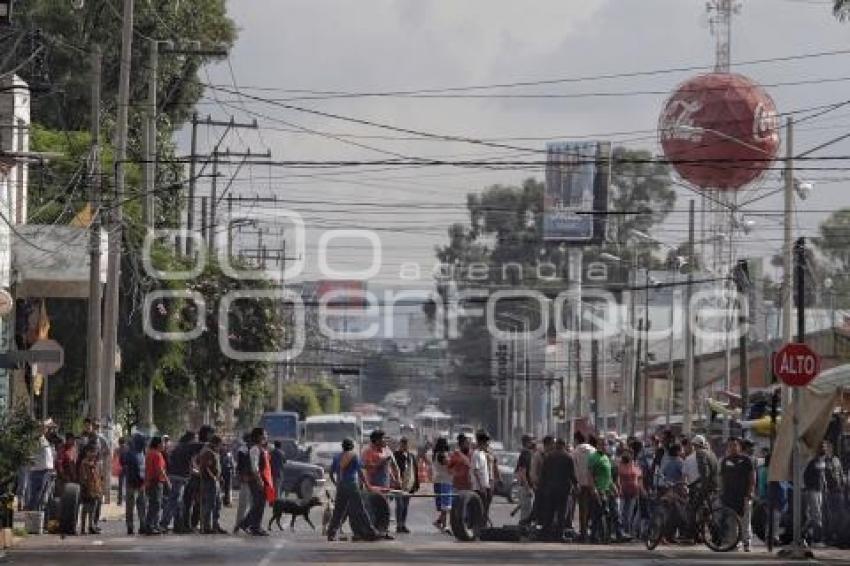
left=364, top=492, right=390, bottom=534
left=58, top=483, right=80, bottom=535
left=450, top=490, right=484, bottom=542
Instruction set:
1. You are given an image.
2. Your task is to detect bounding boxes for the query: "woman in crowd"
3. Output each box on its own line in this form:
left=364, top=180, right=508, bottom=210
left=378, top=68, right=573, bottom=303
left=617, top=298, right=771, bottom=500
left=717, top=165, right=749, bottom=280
left=431, top=437, right=452, bottom=533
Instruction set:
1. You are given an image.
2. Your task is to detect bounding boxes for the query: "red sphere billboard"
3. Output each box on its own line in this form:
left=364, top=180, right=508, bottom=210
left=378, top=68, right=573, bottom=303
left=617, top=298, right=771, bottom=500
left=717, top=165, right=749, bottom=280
left=659, top=73, right=780, bottom=191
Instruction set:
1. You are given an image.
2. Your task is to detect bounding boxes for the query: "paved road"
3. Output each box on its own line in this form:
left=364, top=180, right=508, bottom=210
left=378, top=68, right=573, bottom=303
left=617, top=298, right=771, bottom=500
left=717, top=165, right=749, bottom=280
left=6, top=492, right=849, bottom=565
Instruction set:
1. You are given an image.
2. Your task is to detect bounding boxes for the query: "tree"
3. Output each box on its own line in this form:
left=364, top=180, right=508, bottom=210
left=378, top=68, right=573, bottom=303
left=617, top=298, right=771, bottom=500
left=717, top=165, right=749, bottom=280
left=428, top=147, right=676, bottom=428
left=278, top=383, right=322, bottom=420
left=836, top=1, right=850, bottom=20
left=814, top=208, right=850, bottom=309
left=310, top=381, right=341, bottom=414
left=13, top=0, right=236, bottom=132
left=0, top=407, right=39, bottom=503
left=17, top=3, right=247, bottom=432
left=180, top=259, right=286, bottom=421
left=584, top=147, right=677, bottom=267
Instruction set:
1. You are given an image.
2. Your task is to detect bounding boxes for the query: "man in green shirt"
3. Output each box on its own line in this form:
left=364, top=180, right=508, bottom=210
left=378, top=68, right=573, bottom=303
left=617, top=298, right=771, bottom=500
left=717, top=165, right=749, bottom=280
left=587, top=437, right=620, bottom=542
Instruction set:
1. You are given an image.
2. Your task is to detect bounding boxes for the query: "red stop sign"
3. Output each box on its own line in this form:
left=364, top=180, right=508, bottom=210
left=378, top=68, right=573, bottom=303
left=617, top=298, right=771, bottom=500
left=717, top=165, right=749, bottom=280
left=773, top=343, right=821, bottom=387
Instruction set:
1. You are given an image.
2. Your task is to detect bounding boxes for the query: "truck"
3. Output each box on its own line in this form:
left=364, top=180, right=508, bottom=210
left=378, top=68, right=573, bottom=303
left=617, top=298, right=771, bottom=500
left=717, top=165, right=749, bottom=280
left=256, top=411, right=326, bottom=501
left=301, top=413, right=362, bottom=470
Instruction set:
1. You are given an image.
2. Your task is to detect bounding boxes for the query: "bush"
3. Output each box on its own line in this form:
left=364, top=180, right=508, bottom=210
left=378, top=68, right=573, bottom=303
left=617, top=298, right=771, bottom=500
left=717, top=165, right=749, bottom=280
left=0, top=407, right=39, bottom=498
left=280, top=383, right=322, bottom=419
left=310, top=381, right=340, bottom=414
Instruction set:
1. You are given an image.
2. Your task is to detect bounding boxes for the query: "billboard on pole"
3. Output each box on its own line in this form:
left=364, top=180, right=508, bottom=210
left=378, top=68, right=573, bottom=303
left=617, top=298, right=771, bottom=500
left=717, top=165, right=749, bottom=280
left=543, top=141, right=611, bottom=243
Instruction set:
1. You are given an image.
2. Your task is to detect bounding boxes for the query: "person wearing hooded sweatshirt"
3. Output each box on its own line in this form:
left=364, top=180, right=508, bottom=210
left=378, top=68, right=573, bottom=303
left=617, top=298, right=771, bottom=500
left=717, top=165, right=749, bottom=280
left=121, top=434, right=148, bottom=535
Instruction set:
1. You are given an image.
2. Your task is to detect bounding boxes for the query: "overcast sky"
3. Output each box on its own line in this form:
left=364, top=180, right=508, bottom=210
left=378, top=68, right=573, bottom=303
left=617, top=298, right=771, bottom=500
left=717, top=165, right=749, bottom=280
left=191, top=0, right=850, bottom=287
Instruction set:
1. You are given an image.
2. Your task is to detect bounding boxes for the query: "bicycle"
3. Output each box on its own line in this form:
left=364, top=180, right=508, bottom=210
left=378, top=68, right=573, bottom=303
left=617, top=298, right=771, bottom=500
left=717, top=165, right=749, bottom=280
left=645, top=484, right=741, bottom=552
left=690, top=487, right=742, bottom=552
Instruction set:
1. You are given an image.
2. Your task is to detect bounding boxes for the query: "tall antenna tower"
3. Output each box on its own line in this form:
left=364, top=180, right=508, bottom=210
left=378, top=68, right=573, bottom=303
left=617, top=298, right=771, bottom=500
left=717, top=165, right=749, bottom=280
left=707, top=0, right=740, bottom=73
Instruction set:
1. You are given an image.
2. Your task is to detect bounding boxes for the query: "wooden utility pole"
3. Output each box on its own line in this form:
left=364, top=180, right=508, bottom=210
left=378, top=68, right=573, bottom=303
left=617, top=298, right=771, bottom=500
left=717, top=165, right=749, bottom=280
left=631, top=318, right=643, bottom=437
left=140, top=38, right=159, bottom=432
left=101, top=0, right=134, bottom=437
left=734, top=259, right=750, bottom=426
left=186, top=112, right=198, bottom=257
left=86, top=46, right=102, bottom=421
left=683, top=199, right=696, bottom=436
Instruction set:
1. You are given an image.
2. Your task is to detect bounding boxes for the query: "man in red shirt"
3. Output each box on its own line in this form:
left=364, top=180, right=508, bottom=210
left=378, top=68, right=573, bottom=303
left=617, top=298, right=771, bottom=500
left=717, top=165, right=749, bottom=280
left=447, top=434, right=473, bottom=491
left=361, top=430, right=399, bottom=489
left=144, top=437, right=171, bottom=535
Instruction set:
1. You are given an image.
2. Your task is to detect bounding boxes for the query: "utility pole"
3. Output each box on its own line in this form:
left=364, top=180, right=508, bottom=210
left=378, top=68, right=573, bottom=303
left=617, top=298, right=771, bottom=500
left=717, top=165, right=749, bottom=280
left=208, top=151, right=218, bottom=252
left=101, top=0, right=133, bottom=440
left=140, top=38, right=159, bottom=432
left=789, top=237, right=809, bottom=559
left=591, top=330, right=599, bottom=430
left=631, top=318, right=643, bottom=437
left=142, top=39, right=158, bottom=231
left=86, top=46, right=103, bottom=422
left=734, top=259, right=750, bottom=427
left=186, top=112, right=198, bottom=257
left=683, top=199, right=696, bottom=436
left=200, top=197, right=208, bottom=244
left=781, top=118, right=794, bottom=409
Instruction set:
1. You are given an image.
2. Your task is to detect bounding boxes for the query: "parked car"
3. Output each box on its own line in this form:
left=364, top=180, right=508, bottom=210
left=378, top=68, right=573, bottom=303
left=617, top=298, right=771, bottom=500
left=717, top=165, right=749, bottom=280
left=493, top=451, right=520, bottom=503
left=232, top=438, right=325, bottom=502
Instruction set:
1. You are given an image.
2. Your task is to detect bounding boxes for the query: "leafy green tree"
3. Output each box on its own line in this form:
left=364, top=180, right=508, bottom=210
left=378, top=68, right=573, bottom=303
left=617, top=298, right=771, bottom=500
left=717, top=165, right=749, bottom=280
left=814, top=208, right=850, bottom=309
left=279, top=383, right=322, bottom=420
left=14, top=0, right=235, bottom=132
left=18, top=3, right=247, bottom=432
left=310, top=381, right=341, bottom=414
left=180, top=258, right=286, bottom=421
left=0, top=407, right=39, bottom=501
left=429, top=147, right=675, bottom=428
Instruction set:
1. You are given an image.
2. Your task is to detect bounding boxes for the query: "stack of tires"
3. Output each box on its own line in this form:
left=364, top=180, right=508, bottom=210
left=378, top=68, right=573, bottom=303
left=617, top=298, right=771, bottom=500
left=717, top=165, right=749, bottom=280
left=58, top=483, right=80, bottom=536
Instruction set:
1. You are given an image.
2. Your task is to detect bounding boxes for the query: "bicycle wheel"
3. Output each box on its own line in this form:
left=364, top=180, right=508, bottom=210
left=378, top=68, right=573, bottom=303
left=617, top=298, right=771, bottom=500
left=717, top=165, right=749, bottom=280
left=702, top=505, right=742, bottom=553
left=645, top=507, right=666, bottom=550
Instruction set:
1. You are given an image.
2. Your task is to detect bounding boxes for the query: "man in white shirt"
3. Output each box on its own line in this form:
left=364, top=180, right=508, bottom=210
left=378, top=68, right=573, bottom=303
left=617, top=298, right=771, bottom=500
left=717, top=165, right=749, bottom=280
left=26, top=419, right=56, bottom=511
left=572, top=431, right=596, bottom=540
left=472, top=431, right=492, bottom=521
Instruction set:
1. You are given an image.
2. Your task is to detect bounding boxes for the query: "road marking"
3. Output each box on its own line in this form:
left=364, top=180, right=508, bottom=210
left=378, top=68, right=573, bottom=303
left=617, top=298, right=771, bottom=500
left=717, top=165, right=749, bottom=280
left=257, top=539, right=285, bottom=566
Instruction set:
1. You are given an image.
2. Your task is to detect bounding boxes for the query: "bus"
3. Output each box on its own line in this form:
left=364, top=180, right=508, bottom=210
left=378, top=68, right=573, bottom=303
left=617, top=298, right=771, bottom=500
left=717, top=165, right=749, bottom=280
left=259, top=411, right=299, bottom=442
left=302, top=414, right=362, bottom=470
left=414, top=406, right=452, bottom=444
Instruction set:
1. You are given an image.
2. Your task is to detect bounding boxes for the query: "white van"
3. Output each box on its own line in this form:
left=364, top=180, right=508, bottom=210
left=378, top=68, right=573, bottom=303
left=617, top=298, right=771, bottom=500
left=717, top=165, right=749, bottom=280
left=301, top=414, right=362, bottom=470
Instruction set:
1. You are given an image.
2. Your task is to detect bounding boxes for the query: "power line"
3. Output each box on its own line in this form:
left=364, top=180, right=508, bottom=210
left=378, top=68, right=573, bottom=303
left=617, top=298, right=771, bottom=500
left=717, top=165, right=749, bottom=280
left=205, top=46, right=850, bottom=97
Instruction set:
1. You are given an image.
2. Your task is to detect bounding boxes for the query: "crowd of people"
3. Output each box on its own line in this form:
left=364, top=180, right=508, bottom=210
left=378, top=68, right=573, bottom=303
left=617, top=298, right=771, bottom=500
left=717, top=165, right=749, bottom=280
left=497, top=429, right=848, bottom=550
left=16, top=416, right=849, bottom=550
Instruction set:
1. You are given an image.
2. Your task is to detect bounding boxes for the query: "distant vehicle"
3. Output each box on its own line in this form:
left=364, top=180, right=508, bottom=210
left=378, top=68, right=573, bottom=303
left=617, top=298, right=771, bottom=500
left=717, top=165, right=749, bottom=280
left=451, top=424, right=476, bottom=438
left=493, top=451, right=520, bottom=503
left=302, top=414, right=362, bottom=470
left=232, top=437, right=325, bottom=502
left=414, top=405, right=451, bottom=443
left=360, top=414, right=384, bottom=443
left=260, top=411, right=299, bottom=442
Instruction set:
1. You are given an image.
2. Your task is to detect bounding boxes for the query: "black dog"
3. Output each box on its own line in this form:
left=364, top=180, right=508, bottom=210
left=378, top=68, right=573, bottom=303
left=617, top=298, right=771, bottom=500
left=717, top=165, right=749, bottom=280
left=268, top=496, right=323, bottom=532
